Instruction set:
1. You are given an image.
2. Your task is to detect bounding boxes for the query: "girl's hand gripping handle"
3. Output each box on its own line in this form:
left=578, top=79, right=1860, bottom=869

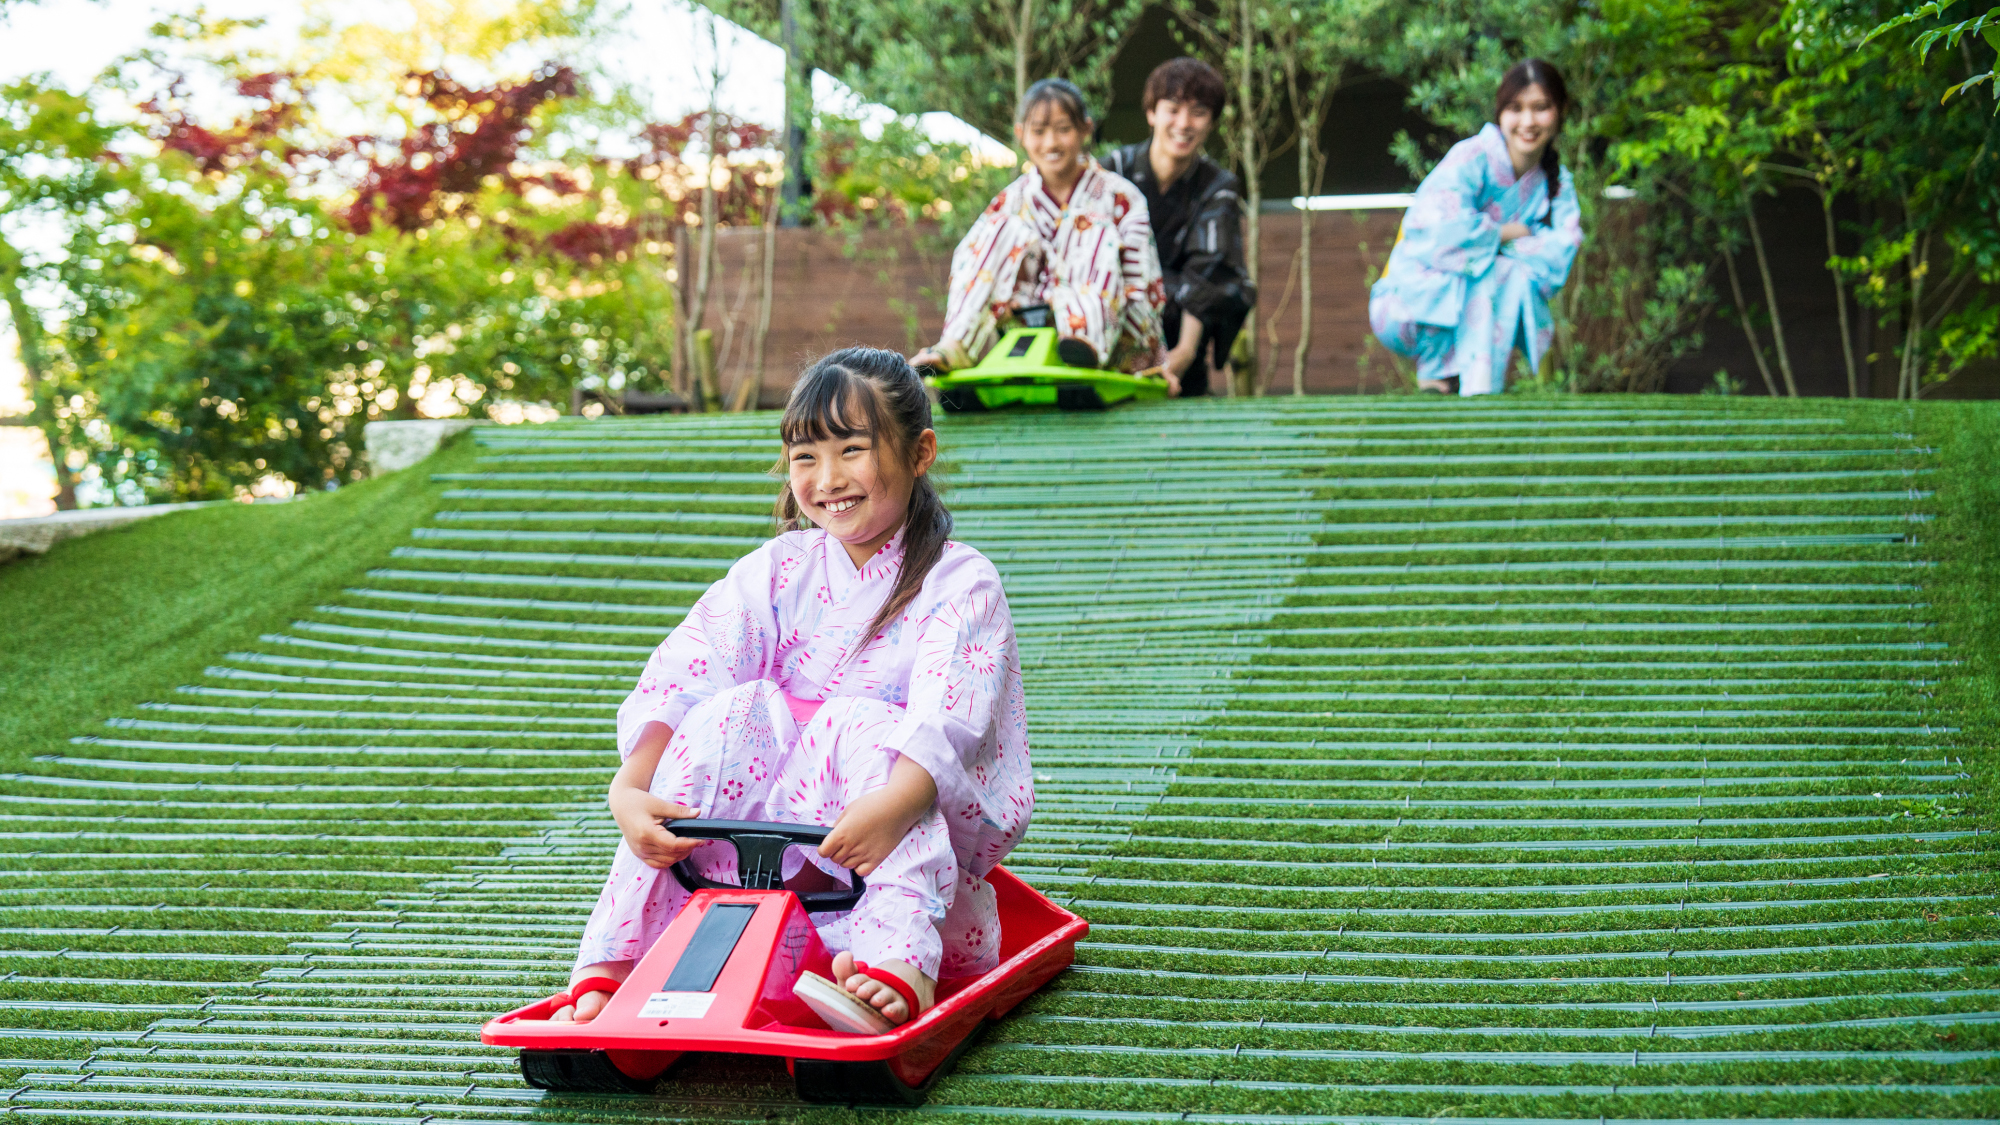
left=608, top=722, right=700, bottom=870
left=818, top=755, right=938, bottom=876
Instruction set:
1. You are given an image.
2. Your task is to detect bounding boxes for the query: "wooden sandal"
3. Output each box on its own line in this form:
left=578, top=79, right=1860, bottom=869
left=792, top=961, right=925, bottom=1034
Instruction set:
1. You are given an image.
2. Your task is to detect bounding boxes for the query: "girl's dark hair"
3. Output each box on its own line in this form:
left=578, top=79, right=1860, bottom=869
left=1493, top=58, right=1569, bottom=221
left=1017, top=77, right=1091, bottom=131
left=775, top=347, right=952, bottom=653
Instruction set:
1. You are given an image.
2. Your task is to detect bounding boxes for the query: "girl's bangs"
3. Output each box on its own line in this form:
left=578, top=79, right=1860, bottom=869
left=780, top=366, right=883, bottom=446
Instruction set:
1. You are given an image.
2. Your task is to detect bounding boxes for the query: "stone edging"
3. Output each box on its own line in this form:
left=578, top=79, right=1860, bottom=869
left=0, top=501, right=218, bottom=563
left=363, top=419, right=485, bottom=475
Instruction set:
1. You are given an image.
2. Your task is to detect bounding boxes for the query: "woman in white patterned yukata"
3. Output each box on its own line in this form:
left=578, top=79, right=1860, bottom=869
left=554, top=348, right=1033, bottom=1032
left=911, top=78, right=1165, bottom=375
left=1369, top=59, right=1585, bottom=396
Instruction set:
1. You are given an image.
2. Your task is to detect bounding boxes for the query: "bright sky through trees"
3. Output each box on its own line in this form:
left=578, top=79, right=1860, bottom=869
left=0, top=0, right=1005, bottom=516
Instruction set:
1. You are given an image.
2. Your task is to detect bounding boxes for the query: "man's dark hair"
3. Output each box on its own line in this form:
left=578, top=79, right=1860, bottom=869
left=1142, top=57, right=1226, bottom=118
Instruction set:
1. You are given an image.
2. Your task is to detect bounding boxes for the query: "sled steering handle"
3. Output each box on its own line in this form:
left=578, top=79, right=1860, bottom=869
left=663, top=818, right=867, bottom=913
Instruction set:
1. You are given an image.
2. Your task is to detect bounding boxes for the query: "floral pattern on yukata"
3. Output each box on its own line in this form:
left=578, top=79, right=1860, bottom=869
left=934, top=160, right=1166, bottom=374
left=576, top=680, right=958, bottom=976
left=1368, top=123, right=1583, bottom=395
left=584, top=530, right=1035, bottom=979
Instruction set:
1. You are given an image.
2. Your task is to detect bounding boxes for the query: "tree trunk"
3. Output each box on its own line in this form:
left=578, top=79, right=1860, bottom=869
left=671, top=223, right=692, bottom=400
left=1233, top=0, right=1258, bottom=398
left=736, top=183, right=780, bottom=412
left=1720, top=240, right=1779, bottom=398
left=1819, top=188, right=1858, bottom=399
left=686, top=107, right=723, bottom=413
left=0, top=238, right=79, bottom=508
left=1291, top=134, right=1313, bottom=396
left=1014, top=0, right=1037, bottom=108
left=779, top=0, right=810, bottom=227
left=693, top=328, right=722, bottom=411
left=1742, top=190, right=1797, bottom=397
left=1902, top=233, right=1928, bottom=400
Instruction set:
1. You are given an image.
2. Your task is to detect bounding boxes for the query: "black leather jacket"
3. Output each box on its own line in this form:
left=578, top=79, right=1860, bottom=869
left=1103, top=141, right=1257, bottom=352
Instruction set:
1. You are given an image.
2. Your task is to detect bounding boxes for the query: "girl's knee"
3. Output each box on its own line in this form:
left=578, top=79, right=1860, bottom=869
left=715, top=679, right=783, bottom=710
left=813, top=695, right=902, bottom=727
left=865, top=813, right=956, bottom=898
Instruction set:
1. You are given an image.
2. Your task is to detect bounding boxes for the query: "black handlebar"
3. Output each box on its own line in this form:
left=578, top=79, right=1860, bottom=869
left=664, top=818, right=866, bottom=913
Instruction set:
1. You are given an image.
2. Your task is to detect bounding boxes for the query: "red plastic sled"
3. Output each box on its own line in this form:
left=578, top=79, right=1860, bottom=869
left=480, top=819, right=1087, bottom=1105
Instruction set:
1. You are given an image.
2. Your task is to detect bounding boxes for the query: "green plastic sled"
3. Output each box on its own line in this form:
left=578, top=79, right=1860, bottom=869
left=924, top=327, right=1169, bottom=413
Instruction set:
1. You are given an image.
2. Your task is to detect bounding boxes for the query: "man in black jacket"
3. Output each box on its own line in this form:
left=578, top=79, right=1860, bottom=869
left=1102, top=58, right=1256, bottom=397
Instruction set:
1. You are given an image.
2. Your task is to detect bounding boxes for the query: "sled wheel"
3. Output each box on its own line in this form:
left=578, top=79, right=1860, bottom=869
left=519, top=1049, right=658, bottom=1094
left=937, top=386, right=988, bottom=413
left=793, top=1059, right=927, bottom=1106
left=791, top=1019, right=991, bottom=1106
left=1055, top=384, right=1107, bottom=411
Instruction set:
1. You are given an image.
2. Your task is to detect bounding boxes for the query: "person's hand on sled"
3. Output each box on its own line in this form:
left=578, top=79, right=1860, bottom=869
left=909, top=349, right=948, bottom=375
left=1163, top=313, right=1202, bottom=396
left=611, top=789, right=701, bottom=869
left=608, top=722, right=702, bottom=869
left=819, top=756, right=938, bottom=876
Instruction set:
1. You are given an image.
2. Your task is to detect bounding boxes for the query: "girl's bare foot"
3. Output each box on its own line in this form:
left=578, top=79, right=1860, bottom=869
left=830, top=950, right=934, bottom=1026
left=552, top=964, right=629, bottom=1022
left=567, top=988, right=613, bottom=1022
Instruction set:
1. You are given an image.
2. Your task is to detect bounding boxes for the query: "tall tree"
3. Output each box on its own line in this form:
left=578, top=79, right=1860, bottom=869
left=708, top=0, right=1149, bottom=143
left=1266, top=0, right=1404, bottom=395
left=1172, top=0, right=1286, bottom=395
left=684, top=12, right=729, bottom=411
left=0, top=82, right=121, bottom=509
left=1617, top=0, right=1999, bottom=398
left=3, top=54, right=721, bottom=504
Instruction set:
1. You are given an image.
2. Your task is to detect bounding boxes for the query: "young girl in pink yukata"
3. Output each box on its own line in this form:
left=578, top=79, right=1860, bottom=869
left=553, top=347, right=1034, bottom=1030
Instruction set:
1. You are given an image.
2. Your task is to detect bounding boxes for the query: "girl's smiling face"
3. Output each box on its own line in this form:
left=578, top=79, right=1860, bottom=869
left=1498, top=82, right=1560, bottom=168
left=1014, top=102, right=1088, bottom=185
left=787, top=405, right=938, bottom=566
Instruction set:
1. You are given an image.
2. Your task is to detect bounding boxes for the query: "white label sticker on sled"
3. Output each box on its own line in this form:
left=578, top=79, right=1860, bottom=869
left=639, top=991, right=717, bottom=1019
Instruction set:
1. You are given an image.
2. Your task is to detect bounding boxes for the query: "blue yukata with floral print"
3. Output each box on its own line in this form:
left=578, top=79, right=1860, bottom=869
left=1369, top=123, right=1584, bottom=395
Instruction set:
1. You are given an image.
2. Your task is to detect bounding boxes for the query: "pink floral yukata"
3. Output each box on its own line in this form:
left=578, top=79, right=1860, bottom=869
left=573, top=529, right=1034, bottom=982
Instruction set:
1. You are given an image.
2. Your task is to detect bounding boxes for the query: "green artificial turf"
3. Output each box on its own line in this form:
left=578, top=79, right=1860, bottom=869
left=0, top=398, right=1992, bottom=1124
left=0, top=436, right=473, bottom=766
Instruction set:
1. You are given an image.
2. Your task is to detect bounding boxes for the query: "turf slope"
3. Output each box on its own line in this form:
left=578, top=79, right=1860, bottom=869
left=0, top=395, right=1992, bottom=1123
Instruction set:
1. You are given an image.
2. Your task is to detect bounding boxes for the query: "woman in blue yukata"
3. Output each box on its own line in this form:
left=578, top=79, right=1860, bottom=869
left=1369, top=59, right=1585, bottom=396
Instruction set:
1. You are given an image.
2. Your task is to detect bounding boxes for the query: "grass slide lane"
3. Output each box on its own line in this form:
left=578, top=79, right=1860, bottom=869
left=0, top=396, right=1990, bottom=1123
